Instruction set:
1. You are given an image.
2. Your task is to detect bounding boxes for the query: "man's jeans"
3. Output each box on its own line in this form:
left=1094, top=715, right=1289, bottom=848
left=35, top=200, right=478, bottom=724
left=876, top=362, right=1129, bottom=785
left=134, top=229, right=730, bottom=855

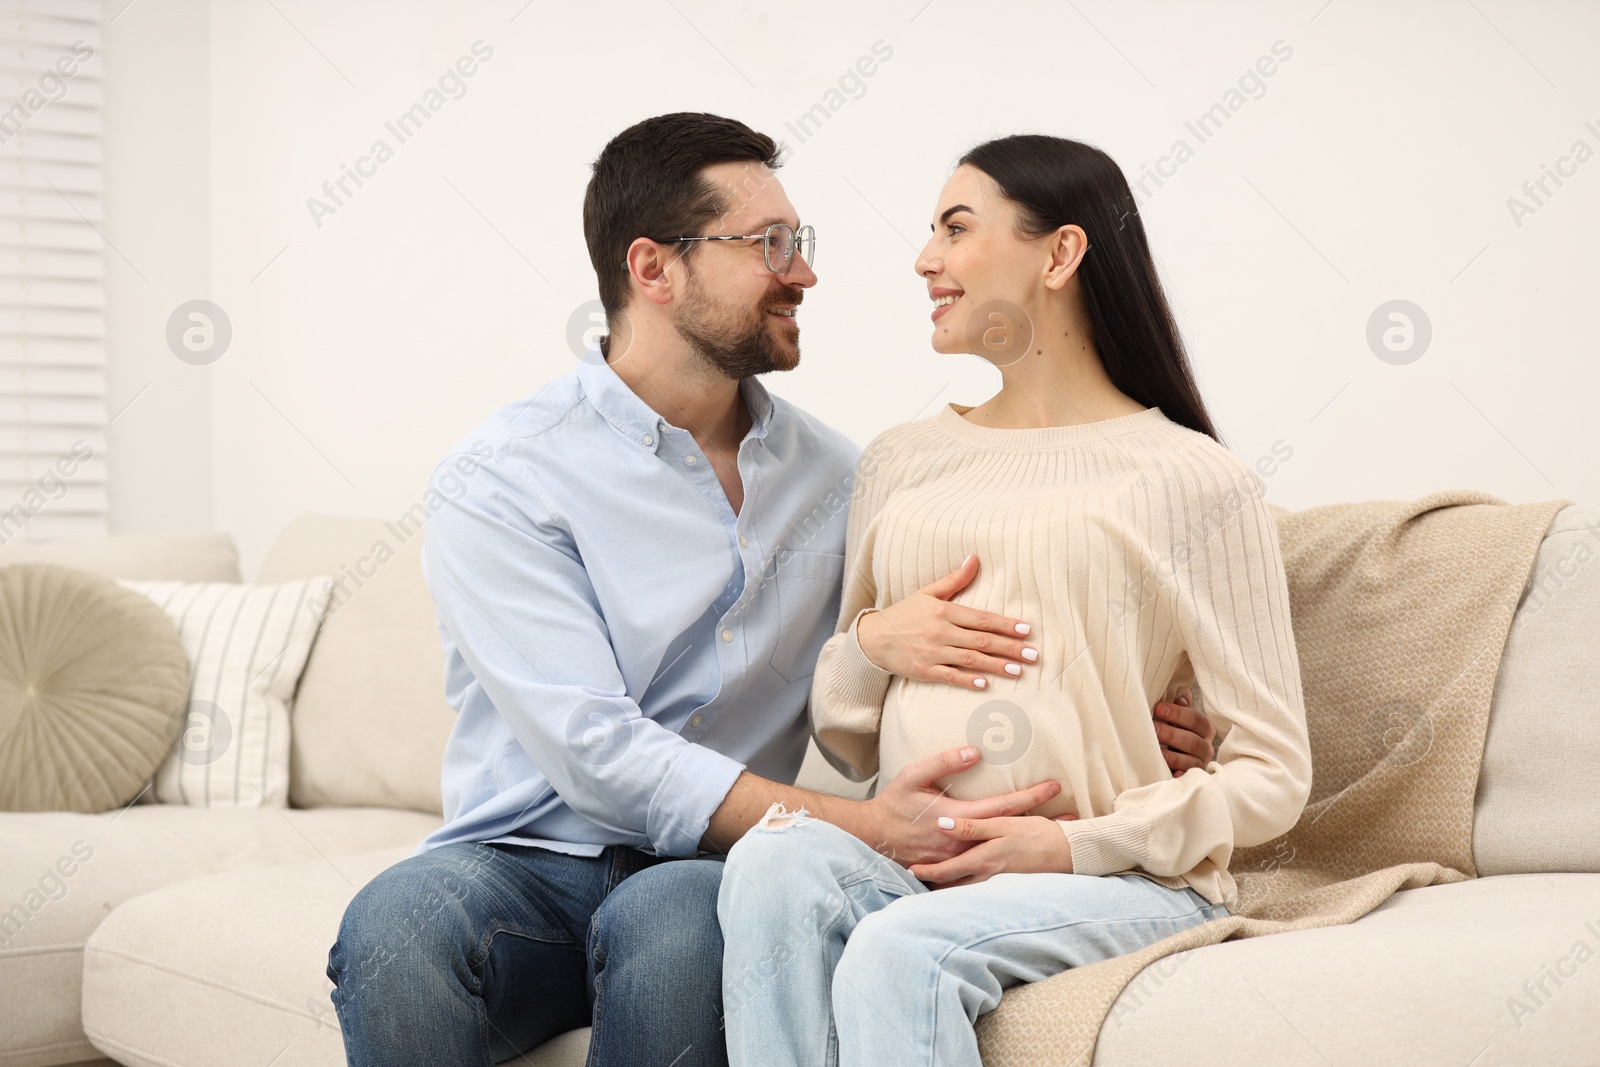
left=327, top=841, right=727, bottom=1067
left=718, top=810, right=1230, bottom=1067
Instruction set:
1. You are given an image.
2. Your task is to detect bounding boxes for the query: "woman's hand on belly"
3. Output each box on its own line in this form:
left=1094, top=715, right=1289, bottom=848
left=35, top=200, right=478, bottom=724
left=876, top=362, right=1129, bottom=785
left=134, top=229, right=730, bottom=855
left=858, top=554, right=1038, bottom=689
left=908, top=812, right=1079, bottom=888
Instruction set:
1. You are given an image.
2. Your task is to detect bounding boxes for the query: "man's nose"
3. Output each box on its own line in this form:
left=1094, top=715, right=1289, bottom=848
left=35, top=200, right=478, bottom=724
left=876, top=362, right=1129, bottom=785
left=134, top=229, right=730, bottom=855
left=781, top=255, right=817, bottom=287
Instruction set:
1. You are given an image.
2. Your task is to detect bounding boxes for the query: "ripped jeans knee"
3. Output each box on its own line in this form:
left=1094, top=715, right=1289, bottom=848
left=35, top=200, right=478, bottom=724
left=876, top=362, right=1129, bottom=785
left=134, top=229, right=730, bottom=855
left=752, top=800, right=815, bottom=832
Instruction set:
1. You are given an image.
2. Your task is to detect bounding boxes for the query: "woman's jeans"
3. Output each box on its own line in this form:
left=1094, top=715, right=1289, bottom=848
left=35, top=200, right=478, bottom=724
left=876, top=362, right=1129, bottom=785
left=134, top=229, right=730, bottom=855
left=717, top=808, right=1230, bottom=1067
left=327, top=841, right=727, bottom=1067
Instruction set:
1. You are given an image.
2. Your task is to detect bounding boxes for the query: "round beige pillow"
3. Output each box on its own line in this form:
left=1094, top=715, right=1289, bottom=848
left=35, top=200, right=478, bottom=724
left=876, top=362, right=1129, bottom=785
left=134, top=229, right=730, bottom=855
left=0, top=563, right=191, bottom=812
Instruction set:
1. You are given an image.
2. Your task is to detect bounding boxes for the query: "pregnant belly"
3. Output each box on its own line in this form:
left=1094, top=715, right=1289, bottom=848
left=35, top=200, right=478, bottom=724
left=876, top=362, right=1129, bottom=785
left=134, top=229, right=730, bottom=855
left=877, top=679, right=1093, bottom=820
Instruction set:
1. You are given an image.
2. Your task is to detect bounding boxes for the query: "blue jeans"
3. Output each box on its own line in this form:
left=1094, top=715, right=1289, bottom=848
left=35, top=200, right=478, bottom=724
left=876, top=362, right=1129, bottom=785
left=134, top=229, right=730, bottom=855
left=327, top=841, right=728, bottom=1067
left=717, top=809, right=1229, bottom=1067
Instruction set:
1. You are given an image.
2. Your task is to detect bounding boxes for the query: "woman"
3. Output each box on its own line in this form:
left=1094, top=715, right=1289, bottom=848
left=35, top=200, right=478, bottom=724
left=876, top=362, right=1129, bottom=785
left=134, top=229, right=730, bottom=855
left=717, top=134, right=1314, bottom=1066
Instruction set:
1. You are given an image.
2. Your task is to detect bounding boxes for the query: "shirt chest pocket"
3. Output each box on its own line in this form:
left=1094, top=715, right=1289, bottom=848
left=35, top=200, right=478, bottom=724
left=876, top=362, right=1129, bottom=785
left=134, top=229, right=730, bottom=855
left=766, top=549, right=846, bottom=684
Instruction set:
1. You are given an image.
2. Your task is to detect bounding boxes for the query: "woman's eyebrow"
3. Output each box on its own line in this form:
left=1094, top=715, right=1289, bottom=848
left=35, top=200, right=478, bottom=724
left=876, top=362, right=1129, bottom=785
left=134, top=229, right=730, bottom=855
left=934, top=204, right=975, bottom=229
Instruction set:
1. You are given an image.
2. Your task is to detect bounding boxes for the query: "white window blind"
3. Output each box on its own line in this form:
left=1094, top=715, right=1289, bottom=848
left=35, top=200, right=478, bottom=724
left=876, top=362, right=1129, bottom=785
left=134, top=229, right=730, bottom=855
left=0, top=0, right=105, bottom=545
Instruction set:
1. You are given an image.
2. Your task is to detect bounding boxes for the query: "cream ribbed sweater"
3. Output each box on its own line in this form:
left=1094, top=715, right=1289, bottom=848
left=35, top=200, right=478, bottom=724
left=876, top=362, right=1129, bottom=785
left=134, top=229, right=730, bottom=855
left=810, top=401, right=1313, bottom=908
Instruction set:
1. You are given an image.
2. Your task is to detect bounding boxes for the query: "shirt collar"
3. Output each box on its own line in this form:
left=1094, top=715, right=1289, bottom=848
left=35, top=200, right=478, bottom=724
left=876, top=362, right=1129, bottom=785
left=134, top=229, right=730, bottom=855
left=577, top=354, right=774, bottom=451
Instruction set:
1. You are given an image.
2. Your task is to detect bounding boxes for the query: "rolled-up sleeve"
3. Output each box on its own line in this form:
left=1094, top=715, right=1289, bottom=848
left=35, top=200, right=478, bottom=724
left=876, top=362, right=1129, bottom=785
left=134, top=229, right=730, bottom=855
left=423, top=459, right=746, bottom=858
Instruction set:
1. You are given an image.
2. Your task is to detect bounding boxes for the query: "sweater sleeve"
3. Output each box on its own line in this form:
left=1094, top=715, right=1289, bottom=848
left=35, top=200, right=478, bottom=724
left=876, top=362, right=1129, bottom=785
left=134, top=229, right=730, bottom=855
left=809, top=433, right=901, bottom=782
left=1060, top=471, right=1313, bottom=879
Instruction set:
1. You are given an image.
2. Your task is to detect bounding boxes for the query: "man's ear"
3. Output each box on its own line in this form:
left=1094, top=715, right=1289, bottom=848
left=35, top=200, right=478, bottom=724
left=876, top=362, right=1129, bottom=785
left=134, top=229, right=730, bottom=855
left=1042, top=224, right=1089, bottom=292
left=625, top=238, right=678, bottom=308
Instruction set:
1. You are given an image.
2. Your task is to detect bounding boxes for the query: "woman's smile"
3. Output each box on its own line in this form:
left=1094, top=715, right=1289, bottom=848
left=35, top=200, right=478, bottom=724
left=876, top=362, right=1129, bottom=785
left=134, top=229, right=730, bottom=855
left=930, top=287, right=964, bottom=322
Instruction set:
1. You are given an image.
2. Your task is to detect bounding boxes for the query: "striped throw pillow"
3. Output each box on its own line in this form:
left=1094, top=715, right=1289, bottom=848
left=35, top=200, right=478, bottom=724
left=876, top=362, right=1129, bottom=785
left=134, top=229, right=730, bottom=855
left=115, top=576, right=331, bottom=807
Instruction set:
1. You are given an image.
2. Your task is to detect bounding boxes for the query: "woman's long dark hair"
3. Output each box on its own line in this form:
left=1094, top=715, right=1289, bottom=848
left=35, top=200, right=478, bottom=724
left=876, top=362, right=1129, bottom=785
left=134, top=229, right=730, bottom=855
left=959, top=135, right=1223, bottom=445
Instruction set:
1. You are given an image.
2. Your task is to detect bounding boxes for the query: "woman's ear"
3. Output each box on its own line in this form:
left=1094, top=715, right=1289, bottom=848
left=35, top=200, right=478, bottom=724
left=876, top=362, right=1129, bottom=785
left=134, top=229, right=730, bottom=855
left=1042, top=224, right=1089, bottom=291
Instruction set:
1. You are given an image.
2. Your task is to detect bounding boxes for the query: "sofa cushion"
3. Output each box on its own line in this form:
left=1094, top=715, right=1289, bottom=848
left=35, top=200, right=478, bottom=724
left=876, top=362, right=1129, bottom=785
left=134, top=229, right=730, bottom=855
left=0, top=565, right=189, bottom=813
left=1474, top=502, right=1600, bottom=874
left=1093, top=873, right=1600, bottom=1066
left=0, top=531, right=241, bottom=583
left=76, top=859, right=1600, bottom=1067
left=256, top=516, right=454, bottom=816
left=0, top=807, right=439, bottom=1067
left=80, top=847, right=585, bottom=1067
left=115, top=577, right=331, bottom=808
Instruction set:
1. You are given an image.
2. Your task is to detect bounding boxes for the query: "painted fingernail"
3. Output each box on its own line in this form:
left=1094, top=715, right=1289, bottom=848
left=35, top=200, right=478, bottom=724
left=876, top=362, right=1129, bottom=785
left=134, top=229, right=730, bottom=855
left=1014, top=623, right=1031, bottom=635
left=1005, top=663, right=1022, bottom=675
left=1021, top=648, right=1038, bottom=662
left=974, top=677, right=987, bottom=688
left=938, top=816, right=955, bottom=829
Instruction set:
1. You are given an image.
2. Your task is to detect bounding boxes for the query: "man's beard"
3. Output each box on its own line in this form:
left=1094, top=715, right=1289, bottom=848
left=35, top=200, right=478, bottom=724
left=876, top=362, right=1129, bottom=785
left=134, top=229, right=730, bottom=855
left=673, top=264, right=803, bottom=380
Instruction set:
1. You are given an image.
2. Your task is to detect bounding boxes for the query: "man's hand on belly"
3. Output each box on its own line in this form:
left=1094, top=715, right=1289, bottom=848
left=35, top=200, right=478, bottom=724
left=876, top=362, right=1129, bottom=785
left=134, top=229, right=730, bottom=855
left=860, top=745, right=1062, bottom=868
left=1153, top=688, right=1216, bottom=773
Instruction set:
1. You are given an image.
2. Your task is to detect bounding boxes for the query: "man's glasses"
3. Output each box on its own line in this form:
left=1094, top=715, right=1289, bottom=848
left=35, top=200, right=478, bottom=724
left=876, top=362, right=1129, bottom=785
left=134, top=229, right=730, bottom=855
left=651, top=222, right=816, bottom=274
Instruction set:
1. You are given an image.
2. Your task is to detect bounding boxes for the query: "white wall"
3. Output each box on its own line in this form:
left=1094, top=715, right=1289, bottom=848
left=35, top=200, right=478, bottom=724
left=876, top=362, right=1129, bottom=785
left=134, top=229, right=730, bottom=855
left=103, top=0, right=1598, bottom=578
left=102, top=0, right=212, bottom=536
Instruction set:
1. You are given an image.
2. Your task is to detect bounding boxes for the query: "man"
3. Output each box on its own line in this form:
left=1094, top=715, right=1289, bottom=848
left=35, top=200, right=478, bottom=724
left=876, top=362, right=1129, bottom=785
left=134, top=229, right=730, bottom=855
left=327, top=112, right=1217, bottom=1066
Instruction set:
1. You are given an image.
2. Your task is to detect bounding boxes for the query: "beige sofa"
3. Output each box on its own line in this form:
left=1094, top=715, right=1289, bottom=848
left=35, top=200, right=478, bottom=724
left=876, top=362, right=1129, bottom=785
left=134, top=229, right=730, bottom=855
left=1, top=506, right=1596, bottom=1067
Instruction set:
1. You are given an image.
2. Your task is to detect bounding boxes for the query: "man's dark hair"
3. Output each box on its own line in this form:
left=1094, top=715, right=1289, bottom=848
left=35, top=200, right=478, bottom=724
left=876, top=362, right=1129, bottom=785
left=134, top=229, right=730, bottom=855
left=584, top=112, right=782, bottom=323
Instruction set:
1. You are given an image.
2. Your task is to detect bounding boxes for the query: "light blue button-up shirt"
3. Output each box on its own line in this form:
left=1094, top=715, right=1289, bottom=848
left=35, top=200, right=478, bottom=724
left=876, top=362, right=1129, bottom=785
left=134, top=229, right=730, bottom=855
left=412, top=354, right=861, bottom=859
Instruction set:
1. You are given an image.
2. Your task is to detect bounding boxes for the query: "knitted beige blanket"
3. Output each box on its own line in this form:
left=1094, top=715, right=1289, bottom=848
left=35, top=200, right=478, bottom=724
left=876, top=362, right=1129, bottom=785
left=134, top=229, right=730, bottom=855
left=975, top=489, right=1573, bottom=1066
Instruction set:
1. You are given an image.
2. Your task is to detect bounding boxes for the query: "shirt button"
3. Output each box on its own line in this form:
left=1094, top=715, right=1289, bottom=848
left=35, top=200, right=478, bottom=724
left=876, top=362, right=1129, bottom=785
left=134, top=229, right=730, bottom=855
left=690, top=714, right=704, bottom=728
left=642, top=434, right=653, bottom=446
left=721, top=628, right=733, bottom=642
left=685, top=455, right=698, bottom=466
left=739, top=535, right=748, bottom=548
